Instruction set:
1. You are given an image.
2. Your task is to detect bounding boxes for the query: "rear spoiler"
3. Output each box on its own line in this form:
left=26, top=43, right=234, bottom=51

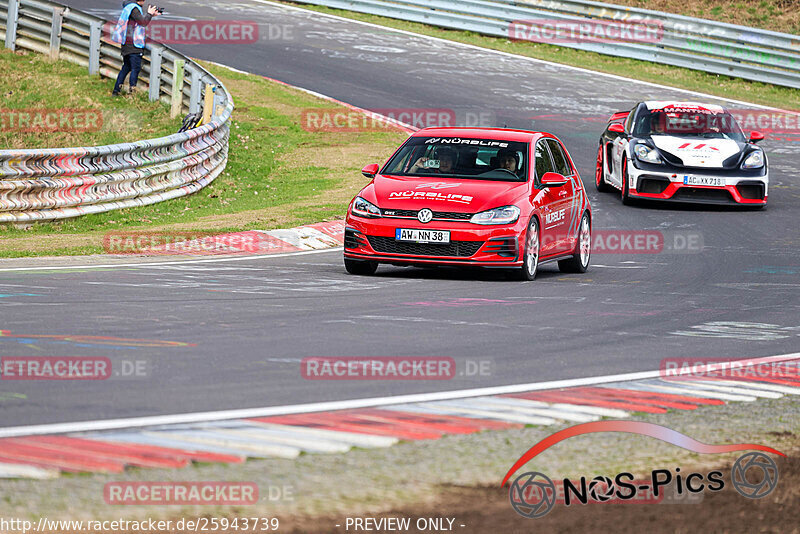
left=608, top=111, right=629, bottom=123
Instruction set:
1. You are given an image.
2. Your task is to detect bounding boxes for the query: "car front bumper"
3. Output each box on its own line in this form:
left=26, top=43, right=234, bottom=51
left=343, top=215, right=528, bottom=266
left=627, top=158, right=768, bottom=205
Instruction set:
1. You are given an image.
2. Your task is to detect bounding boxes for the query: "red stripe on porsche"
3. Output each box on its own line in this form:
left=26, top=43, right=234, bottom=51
left=508, top=390, right=667, bottom=414
left=0, top=440, right=125, bottom=472
left=255, top=413, right=441, bottom=440
left=579, top=387, right=722, bottom=408
left=12, top=436, right=189, bottom=469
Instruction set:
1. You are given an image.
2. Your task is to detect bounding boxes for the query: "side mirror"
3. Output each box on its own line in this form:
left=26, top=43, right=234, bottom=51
left=361, top=163, right=379, bottom=178
left=540, top=172, right=568, bottom=188
left=749, top=131, right=765, bottom=144
left=608, top=123, right=625, bottom=134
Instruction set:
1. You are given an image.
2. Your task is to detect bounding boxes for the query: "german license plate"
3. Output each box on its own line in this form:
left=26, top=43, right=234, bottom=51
left=683, top=175, right=723, bottom=187
left=395, top=228, right=450, bottom=244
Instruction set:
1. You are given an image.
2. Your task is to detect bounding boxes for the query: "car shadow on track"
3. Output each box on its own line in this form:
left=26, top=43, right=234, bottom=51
left=369, top=265, right=568, bottom=282
left=596, top=194, right=766, bottom=212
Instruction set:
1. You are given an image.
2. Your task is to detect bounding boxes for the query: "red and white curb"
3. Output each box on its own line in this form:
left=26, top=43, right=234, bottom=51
left=1, top=354, right=798, bottom=479
left=137, top=220, right=346, bottom=256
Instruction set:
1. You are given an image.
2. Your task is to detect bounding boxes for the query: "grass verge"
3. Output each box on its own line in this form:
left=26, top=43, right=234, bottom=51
left=0, top=48, right=178, bottom=149
left=0, top=55, right=406, bottom=257
left=610, top=0, right=800, bottom=35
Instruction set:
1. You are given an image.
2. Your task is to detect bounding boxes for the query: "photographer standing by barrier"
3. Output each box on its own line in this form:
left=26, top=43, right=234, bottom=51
left=111, top=0, right=161, bottom=96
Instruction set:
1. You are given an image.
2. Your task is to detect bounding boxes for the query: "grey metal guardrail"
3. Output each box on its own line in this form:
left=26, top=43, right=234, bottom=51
left=0, top=0, right=233, bottom=223
left=293, top=0, right=800, bottom=89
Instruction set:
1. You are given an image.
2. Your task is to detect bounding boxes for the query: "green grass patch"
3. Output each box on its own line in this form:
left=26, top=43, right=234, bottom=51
left=0, top=54, right=406, bottom=257
left=608, top=0, right=800, bottom=35
left=0, top=48, right=179, bottom=149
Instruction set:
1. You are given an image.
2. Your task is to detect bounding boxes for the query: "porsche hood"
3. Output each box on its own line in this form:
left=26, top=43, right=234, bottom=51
left=650, top=136, right=742, bottom=169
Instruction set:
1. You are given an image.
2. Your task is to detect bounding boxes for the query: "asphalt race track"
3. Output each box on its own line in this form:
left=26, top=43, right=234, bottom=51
left=3, top=0, right=799, bottom=427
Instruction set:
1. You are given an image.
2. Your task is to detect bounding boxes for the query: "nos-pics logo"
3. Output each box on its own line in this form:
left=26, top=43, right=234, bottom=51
left=503, top=421, right=782, bottom=519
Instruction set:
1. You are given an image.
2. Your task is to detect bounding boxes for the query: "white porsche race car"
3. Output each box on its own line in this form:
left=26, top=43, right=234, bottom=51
left=595, top=101, right=768, bottom=207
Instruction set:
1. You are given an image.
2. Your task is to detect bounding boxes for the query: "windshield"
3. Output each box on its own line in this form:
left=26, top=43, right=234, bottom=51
left=633, top=108, right=746, bottom=142
left=382, top=137, right=529, bottom=181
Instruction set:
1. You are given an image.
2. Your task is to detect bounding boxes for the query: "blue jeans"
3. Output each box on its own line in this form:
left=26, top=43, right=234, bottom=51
left=113, top=53, right=143, bottom=93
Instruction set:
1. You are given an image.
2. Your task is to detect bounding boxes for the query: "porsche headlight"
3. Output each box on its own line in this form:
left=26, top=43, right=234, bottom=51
left=469, top=205, right=520, bottom=225
left=634, top=144, right=663, bottom=164
left=351, top=196, right=381, bottom=218
left=742, top=150, right=764, bottom=169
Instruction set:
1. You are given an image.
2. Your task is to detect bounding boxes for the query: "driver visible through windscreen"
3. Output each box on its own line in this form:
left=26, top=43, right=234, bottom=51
left=634, top=108, right=746, bottom=142
left=383, top=137, right=529, bottom=181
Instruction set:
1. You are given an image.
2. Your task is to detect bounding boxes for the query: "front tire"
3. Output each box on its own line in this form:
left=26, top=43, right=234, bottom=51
left=595, top=144, right=611, bottom=192
left=559, top=212, right=591, bottom=273
left=621, top=158, right=633, bottom=205
left=344, top=258, right=378, bottom=275
left=512, top=217, right=539, bottom=281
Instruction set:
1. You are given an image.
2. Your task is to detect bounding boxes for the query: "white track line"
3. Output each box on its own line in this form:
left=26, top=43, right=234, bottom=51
left=253, top=0, right=800, bottom=114
left=0, top=247, right=343, bottom=273
left=1, top=352, right=797, bottom=438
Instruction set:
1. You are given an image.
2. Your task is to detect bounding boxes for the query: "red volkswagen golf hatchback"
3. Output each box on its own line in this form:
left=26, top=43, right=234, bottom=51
left=344, top=127, right=592, bottom=280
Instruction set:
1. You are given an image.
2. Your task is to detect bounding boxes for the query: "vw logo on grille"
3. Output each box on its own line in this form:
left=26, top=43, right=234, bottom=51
left=417, top=208, right=433, bottom=223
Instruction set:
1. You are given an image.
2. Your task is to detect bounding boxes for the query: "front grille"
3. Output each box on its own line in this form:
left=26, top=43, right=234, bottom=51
left=381, top=209, right=473, bottom=220
left=367, top=236, right=483, bottom=257
left=673, top=188, right=734, bottom=202
left=434, top=211, right=473, bottom=220
left=736, top=182, right=765, bottom=200
left=637, top=177, right=670, bottom=194
left=484, top=237, right=517, bottom=258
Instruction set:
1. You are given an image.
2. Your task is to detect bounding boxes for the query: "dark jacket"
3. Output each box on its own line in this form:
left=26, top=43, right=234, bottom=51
left=121, top=0, right=152, bottom=56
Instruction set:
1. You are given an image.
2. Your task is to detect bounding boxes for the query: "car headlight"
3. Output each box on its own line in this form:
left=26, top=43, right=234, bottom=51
left=469, top=205, right=520, bottom=225
left=351, top=196, right=381, bottom=218
left=634, top=144, right=662, bottom=164
left=742, top=150, right=764, bottom=169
